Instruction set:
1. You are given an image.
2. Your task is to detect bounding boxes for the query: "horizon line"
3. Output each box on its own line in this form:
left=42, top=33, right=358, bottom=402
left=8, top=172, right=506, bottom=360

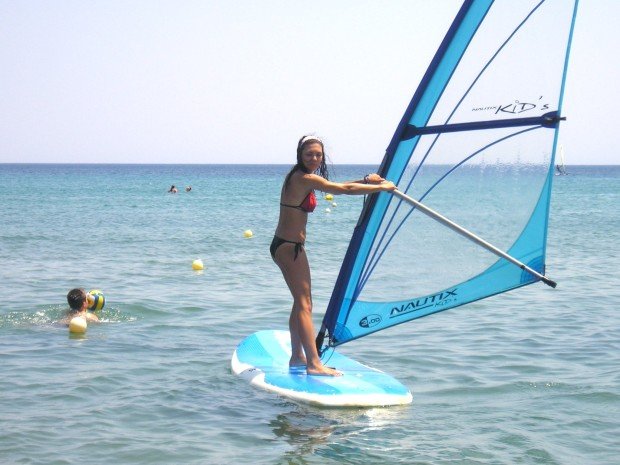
left=1, top=162, right=618, bottom=167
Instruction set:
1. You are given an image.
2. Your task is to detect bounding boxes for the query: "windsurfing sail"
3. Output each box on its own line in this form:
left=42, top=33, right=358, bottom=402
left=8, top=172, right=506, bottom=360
left=317, top=0, right=579, bottom=350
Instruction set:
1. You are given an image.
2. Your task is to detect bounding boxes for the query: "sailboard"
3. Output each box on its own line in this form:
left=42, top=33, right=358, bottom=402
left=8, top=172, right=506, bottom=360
left=233, top=0, right=579, bottom=407
left=232, top=330, right=412, bottom=407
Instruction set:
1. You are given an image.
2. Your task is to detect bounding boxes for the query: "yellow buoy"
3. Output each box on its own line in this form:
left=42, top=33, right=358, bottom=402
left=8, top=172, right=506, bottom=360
left=243, top=229, right=253, bottom=238
left=69, top=316, right=87, bottom=334
left=325, top=194, right=334, bottom=201
left=192, top=259, right=204, bottom=270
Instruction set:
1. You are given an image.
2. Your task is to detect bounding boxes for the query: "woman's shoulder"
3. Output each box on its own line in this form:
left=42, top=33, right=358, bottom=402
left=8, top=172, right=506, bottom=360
left=297, top=172, right=327, bottom=188
left=285, top=170, right=315, bottom=189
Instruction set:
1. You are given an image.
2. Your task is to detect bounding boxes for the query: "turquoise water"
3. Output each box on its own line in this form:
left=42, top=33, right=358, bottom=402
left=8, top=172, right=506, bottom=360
left=0, top=164, right=618, bottom=465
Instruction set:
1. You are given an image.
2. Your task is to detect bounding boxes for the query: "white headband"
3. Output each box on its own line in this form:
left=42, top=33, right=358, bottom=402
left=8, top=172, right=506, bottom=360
left=299, top=135, right=322, bottom=146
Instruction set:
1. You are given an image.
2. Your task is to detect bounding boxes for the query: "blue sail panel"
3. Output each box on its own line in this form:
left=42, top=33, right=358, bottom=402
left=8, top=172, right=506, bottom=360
left=319, top=0, right=578, bottom=349
left=333, top=164, right=555, bottom=343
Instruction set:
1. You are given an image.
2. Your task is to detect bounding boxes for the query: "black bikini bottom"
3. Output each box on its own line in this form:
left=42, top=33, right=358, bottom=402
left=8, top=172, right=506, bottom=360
left=270, top=235, right=304, bottom=261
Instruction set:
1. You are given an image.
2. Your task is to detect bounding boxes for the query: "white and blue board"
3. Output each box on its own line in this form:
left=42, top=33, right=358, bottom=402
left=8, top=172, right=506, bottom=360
left=231, top=330, right=412, bottom=407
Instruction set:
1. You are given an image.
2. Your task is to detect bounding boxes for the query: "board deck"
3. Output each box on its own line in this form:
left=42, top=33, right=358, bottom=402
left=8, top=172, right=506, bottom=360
left=231, top=330, right=412, bottom=407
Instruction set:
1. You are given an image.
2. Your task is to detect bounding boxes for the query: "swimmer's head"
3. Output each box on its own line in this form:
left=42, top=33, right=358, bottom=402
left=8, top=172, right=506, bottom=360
left=67, top=288, right=87, bottom=311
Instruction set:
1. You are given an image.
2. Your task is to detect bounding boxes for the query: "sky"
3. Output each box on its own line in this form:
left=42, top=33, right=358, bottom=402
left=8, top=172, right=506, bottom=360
left=0, top=1, right=617, bottom=165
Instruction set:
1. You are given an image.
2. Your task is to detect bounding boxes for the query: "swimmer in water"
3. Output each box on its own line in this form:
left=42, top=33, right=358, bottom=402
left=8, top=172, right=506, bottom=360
left=63, top=288, right=99, bottom=325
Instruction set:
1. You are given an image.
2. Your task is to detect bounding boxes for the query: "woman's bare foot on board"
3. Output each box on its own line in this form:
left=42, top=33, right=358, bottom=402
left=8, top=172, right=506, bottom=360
left=289, top=356, right=307, bottom=368
left=306, top=364, right=342, bottom=376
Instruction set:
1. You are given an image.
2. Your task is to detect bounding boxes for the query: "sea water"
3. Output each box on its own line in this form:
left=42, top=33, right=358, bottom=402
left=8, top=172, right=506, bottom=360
left=0, top=164, right=618, bottom=465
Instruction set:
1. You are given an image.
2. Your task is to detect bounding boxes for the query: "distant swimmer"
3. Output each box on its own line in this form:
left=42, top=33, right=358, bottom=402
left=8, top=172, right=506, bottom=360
left=185, top=186, right=192, bottom=192
left=63, top=288, right=99, bottom=325
left=168, top=185, right=178, bottom=194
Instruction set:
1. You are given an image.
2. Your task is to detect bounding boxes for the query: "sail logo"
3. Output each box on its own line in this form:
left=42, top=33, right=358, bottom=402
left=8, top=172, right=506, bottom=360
left=389, top=289, right=458, bottom=319
left=359, top=314, right=382, bottom=328
left=472, top=96, right=549, bottom=115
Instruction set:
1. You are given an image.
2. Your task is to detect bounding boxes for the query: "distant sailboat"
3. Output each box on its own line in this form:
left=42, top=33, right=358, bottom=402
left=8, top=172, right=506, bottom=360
left=556, top=144, right=568, bottom=175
